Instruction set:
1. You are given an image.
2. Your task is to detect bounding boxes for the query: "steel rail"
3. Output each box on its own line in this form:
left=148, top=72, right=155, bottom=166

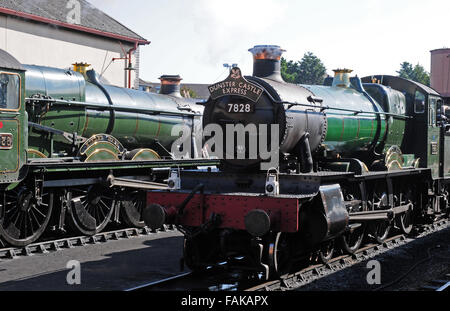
left=436, top=280, right=450, bottom=292
left=124, top=272, right=192, bottom=291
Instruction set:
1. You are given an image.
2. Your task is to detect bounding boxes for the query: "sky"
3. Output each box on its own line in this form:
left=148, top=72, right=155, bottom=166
left=88, top=0, right=450, bottom=84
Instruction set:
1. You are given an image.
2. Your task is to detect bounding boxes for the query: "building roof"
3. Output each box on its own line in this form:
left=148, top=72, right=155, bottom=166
left=361, top=75, right=441, bottom=97
left=139, top=79, right=211, bottom=99
left=0, top=0, right=150, bottom=45
left=0, top=49, right=25, bottom=71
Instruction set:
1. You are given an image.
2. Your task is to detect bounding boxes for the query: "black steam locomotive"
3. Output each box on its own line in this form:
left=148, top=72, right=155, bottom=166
left=143, top=45, right=450, bottom=278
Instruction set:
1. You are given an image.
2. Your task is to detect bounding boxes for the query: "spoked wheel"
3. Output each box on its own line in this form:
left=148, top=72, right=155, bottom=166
left=339, top=224, right=365, bottom=254
left=340, top=191, right=366, bottom=254
left=0, top=186, right=53, bottom=247
left=318, top=239, right=335, bottom=264
left=266, top=232, right=292, bottom=278
left=66, top=185, right=115, bottom=236
left=397, top=209, right=413, bottom=235
left=395, top=190, right=414, bottom=235
left=120, top=191, right=146, bottom=228
left=370, top=220, right=392, bottom=243
left=368, top=185, right=392, bottom=244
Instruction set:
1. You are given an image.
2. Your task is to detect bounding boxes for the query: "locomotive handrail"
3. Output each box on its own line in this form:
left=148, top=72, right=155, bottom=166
left=279, top=101, right=412, bottom=119
left=254, top=84, right=412, bottom=119
left=28, top=122, right=87, bottom=144
left=26, top=97, right=199, bottom=117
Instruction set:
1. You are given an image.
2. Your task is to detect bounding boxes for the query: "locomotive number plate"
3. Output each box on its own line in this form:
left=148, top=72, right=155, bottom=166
left=0, top=133, right=13, bottom=150
left=430, top=142, right=438, bottom=155
left=227, top=103, right=254, bottom=113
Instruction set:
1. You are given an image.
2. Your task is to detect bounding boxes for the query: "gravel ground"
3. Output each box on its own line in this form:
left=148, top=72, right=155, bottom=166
left=0, top=231, right=185, bottom=291
left=297, top=226, right=450, bottom=291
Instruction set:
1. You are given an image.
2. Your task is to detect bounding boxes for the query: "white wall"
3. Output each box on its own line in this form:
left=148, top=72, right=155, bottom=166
left=0, top=15, right=140, bottom=88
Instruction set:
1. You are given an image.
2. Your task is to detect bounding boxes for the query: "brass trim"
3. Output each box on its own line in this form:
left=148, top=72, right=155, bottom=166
left=387, top=160, right=402, bottom=171
left=80, top=141, right=121, bottom=156
left=27, top=149, right=47, bottom=158
left=84, top=148, right=119, bottom=162
left=132, top=148, right=161, bottom=160
left=79, top=134, right=124, bottom=156
left=0, top=133, right=13, bottom=150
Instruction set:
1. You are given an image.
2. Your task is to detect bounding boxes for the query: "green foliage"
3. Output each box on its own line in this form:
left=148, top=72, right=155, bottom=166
left=181, top=86, right=197, bottom=98
left=281, top=58, right=299, bottom=83
left=397, top=61, right=430, bottom=86
left=281, top=52, right=327, bottom=85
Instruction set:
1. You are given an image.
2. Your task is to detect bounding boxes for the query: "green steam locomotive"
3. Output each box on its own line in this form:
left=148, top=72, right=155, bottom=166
left=0, top=48, right=212, bottom=247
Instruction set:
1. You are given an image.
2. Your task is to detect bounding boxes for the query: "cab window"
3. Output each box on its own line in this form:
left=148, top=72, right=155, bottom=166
left=0, top=73, right=20, bottom=110
left=414, top=90, right=425, bottom=114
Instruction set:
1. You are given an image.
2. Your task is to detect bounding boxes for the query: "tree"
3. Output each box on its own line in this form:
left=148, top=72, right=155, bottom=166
left=281, top=57, right=299, bottom=83
left=281, top=52, right=327, bottom=85
left=181, top=86, right=197, bottom=98
left=297, top=52, right=327, bottom=85
left=397, top=62, right=430, bottom=86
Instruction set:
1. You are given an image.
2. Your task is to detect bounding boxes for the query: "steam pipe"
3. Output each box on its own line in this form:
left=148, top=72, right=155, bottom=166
left=128, top=42, right=138, bottom=89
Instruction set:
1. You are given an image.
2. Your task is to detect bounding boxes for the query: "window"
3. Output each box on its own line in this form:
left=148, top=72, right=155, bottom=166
left=414, top=90, right=425, bottom=114
left=0, top=73, right=20, bottom=110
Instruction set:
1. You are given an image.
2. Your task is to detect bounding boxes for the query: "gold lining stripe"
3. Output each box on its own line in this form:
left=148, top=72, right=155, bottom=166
left=132, top=148, right=161, bottom=160
left=27, top=149, right=47, bottom=158
left=85, top=148, right=119, bottom=162
left=80, top=140, right=124, bottom=156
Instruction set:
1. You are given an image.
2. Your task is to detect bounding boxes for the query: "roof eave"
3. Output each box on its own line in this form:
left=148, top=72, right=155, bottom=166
left=0, top=7, right=150, bottom=45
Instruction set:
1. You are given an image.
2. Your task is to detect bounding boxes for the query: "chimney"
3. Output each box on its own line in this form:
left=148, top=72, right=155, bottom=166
left=248, top=45, right=286, bottom=82
left=159, top=75, right=182, bottom=97
left=332, top=69, right=352, bottom=88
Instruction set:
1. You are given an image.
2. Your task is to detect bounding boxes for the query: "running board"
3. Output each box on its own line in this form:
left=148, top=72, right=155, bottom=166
left=107, top=175, right=169, bottom=190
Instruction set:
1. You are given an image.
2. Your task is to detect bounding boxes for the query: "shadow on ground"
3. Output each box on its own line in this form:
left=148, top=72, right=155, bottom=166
left=0, top=235, right=185, bottom=291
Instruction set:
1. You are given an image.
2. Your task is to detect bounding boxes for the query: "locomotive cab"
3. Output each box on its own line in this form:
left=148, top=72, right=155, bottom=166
left=0, top=50, right=27, bottom=187
left=361, top=75, right=444, bottom=178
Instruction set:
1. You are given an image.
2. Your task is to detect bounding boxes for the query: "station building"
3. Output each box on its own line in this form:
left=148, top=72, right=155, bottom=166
left=0, top=0, right=149, bottom=88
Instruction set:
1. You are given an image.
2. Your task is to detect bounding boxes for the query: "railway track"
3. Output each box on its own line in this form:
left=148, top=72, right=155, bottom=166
left=247, top=219, right=449, bottom=291
left=436, top=280, right=450, bottom=291
left=0, top=225, right=176, bottom=260
left=127, top=219, right=449, bottom=292
left=422, top=278, right=450, bottom=291
left=420, top=273, right=450, bottom=291
left=124, top=266, right=251, bottom=291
